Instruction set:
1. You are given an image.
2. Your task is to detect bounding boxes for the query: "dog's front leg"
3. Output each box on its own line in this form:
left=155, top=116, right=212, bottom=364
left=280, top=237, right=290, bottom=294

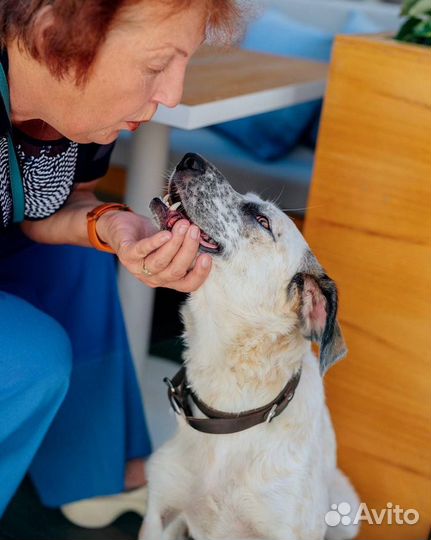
left=138, top=498, right=163, bottom=540
left=163, top=514, right=188, bottom=540
left=139, top=503, right=188, bottom=540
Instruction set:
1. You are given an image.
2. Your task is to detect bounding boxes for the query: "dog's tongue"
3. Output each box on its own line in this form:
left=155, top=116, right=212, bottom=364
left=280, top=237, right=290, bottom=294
left=165, top=207, right=219, bottom=250
left=151, top=197, right=220, bottom=251
left=199, top=231, right=219, bottom=249
left=166, top=210, right=183, bottom=230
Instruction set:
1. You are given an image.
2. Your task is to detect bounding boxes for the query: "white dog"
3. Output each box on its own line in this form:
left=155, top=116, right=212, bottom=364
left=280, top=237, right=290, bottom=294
left=140, top=153, right=360, bottom=540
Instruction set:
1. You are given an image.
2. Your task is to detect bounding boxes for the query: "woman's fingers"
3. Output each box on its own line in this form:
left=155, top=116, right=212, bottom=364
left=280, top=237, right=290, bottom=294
left=142, top=219, right=192, bottom=274
left=144, top=221, right=202, bottom=280
left=114, top=215, right=212, bottom=292
left=120, top=229, right=172, bottom=261
left=167, top=254, right=212, bottom=292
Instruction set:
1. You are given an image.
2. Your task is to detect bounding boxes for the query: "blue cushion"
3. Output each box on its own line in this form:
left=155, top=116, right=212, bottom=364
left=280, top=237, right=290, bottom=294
left=342, top=10, right=386, bottom=35
left=304, top=102, right=323, bottom=150
left=212, top=100, right=322, bottom=161
left=211, top=9, right=334, bottom=161
left=241, top=9, right=334, bottom=62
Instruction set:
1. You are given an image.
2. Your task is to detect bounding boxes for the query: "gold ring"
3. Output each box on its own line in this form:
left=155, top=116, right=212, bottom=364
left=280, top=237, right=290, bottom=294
left=142, top=259, right=153, bottom=277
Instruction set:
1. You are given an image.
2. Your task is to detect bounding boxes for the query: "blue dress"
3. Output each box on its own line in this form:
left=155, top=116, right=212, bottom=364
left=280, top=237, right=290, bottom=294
left=0, top=227, right=152, bottom=510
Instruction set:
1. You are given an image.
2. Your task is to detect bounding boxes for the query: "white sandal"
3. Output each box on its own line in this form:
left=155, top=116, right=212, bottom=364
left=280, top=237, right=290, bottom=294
left=60, top=484, right=148, bottom=528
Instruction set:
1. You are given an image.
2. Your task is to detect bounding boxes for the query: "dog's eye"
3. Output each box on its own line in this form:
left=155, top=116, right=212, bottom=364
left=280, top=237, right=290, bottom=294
left=256, top=215, right=271, bottom=231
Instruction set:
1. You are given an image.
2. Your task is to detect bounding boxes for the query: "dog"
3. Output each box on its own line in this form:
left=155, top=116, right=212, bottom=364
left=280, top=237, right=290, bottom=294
left=139, top=153, right=360, bottom=540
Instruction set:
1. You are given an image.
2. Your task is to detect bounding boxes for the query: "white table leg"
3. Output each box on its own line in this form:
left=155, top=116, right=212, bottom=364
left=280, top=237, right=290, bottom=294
left=119, top=122, right=171, bottom=393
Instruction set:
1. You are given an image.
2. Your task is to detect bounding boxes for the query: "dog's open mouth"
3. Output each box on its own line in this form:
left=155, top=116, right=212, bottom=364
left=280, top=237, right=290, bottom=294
left=150, top=187, right=221, bottom=254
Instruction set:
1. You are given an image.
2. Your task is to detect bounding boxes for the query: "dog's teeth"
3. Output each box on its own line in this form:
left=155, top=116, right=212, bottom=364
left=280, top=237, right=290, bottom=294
left=162, top=194, right=170, bottom=205
left=170, top=202, right=181, bottom=211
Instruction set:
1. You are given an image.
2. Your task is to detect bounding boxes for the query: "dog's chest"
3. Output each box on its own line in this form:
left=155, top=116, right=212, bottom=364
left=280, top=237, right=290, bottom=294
left=187, top=408, right=324, bottom=479
left=174, top=354, right=334, bottom=533
left=181, top=426, right=331, bottom=538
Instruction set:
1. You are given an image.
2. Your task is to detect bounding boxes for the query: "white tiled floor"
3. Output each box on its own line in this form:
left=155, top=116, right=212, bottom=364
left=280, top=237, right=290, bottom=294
left=141, top=356, right=180, bottom=450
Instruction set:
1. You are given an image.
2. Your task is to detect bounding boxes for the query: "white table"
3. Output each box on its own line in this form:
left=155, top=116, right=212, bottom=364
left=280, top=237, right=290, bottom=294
left=118, top=47, right=328, bottom=393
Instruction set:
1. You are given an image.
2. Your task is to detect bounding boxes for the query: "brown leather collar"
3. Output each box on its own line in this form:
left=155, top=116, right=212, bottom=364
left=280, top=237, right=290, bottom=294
left=163, top=366, right=302, bottom=435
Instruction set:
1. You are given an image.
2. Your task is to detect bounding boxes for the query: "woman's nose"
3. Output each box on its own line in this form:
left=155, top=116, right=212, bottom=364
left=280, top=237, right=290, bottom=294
left=152, top=66, right=185, bottom=109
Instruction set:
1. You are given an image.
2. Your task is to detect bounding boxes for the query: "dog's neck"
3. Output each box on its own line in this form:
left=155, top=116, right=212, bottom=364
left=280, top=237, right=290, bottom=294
left=181, top=289, right=308, bottom=413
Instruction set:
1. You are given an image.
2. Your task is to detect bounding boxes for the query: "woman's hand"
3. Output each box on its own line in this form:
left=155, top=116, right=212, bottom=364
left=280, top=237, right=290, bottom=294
left=97, top=208, right=212, bottom=292
left=20, top=188, right=212, bottom=293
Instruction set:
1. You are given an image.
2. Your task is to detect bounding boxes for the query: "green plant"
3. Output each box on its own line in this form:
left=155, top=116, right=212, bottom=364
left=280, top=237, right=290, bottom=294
left=396, top=0, right=431, bottom=45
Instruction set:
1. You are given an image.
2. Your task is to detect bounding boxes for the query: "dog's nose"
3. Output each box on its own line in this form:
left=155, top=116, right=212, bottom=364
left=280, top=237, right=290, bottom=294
left=176, top=153, right=206, bottom=174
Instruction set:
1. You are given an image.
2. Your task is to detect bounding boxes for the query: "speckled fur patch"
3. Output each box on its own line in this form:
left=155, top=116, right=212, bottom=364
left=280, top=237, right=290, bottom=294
left=170, top=157, right=261, bottom=256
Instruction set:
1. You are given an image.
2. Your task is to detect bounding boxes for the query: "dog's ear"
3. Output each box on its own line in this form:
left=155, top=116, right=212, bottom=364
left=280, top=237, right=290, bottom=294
left=288, top=271, right=347, bottom=375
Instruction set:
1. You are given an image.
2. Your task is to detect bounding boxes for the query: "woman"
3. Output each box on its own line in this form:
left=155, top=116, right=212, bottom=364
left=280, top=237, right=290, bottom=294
left=0, top=0, right=244, bottom=523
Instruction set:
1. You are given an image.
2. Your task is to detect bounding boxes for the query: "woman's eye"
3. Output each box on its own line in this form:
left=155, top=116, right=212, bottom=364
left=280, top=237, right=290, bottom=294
left=256, top=215, right=271, bottom=231
left=146, top=66, right=166, bottom=76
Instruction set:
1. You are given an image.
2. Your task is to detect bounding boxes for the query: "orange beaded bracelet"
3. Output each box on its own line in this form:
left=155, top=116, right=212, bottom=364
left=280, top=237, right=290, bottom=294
left=87, top=203, right=131, bottom=253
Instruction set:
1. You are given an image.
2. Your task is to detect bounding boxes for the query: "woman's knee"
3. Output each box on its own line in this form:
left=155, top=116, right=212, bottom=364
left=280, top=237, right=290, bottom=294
left=37, top=316, right=73, bottom=394
left=0, top=292, right=72, bottom=395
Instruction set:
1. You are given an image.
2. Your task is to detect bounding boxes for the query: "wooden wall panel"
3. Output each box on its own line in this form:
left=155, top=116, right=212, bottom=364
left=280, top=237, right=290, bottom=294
left=304, top=35, right=431, bottom=540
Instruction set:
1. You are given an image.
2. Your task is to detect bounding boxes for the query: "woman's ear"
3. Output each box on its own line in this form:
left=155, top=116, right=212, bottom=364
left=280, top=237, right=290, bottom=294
left=289, top=271, right=347, bottom=376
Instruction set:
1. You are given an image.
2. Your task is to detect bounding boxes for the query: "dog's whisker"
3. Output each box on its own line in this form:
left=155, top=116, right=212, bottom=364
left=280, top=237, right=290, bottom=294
left=269, top=185, right=286, bottom=207
left=256, top=187, right=274, bottom=200
left=280, top=204, right=326, bottom=213
left=161, top=164, right=177, bottom=185
left=163, top=166, right=174, bottom=178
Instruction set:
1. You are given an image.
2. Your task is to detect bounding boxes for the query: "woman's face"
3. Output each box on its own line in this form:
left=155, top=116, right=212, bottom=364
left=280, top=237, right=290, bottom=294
left=43, top=1, right=206, bottom=144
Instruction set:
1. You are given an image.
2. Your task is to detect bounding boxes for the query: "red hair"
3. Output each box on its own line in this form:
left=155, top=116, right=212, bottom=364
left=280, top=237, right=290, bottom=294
left=0, top=0, right=245, bottom=84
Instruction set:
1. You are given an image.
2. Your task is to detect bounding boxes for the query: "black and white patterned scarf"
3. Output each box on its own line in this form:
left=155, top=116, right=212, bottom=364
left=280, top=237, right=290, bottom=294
left=0, top=131, right=78, bottom=226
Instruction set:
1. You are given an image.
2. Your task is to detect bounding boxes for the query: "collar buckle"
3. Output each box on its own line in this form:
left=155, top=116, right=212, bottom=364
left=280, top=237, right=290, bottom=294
left=164, top=377, right=183, bottom=416
left=265, top=403, right=278, bottom=423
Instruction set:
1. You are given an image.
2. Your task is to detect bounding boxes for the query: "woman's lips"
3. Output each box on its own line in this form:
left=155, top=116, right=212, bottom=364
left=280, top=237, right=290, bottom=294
left=127, top=121, right=142, bottom=132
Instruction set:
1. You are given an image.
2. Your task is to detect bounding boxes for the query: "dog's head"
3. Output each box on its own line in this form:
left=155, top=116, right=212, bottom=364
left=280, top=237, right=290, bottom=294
left=151, top=153, right=347, bottom=374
